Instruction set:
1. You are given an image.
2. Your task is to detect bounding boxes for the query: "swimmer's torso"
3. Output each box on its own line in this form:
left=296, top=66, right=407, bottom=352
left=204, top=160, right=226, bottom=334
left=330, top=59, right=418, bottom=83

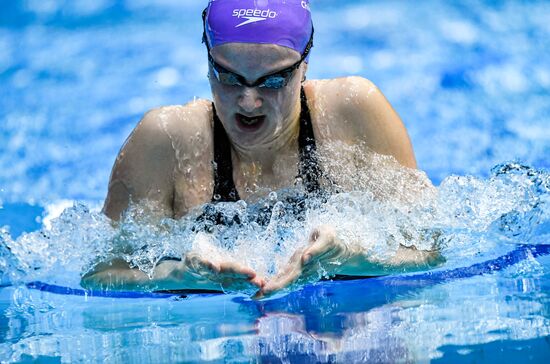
left=103, top=77, right=416, bottom=220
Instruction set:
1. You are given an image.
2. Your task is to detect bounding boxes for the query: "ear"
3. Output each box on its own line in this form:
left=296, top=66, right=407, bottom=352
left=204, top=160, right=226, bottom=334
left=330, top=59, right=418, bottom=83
left=301, top=63, right=309, bottom=83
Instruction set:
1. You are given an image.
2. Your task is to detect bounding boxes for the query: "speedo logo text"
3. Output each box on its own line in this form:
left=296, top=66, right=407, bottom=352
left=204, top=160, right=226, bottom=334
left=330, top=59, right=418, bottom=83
left=232, top=8, right=278, bottom=27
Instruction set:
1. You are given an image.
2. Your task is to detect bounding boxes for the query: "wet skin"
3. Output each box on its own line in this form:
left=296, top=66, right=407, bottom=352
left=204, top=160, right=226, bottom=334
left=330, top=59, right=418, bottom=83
left=83, top=42, right=434, bottom=297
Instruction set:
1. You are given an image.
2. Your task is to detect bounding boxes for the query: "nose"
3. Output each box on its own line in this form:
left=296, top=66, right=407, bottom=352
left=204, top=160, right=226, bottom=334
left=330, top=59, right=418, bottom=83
left=238, top=87, right=263, bottom=113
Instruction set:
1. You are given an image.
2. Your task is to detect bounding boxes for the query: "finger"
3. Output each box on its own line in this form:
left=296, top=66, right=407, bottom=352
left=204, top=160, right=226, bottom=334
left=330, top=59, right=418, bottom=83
left=304, top=234, right=345, bottom=266
left=218, top=262, right=256, bottom=279
left=260, top=279, right=291, bottom=297
left=252, top=290, right=264, bottom=300
left=303, top=226, right=337, bottom=262
left=184, top=254, right=221, bottom=275
left=249, top=275, right=265, bottom=288
left=219, top=276, right=263, bottom=293
left=260, top=246, right=310, bottom=294
left=261, top=265, right=302, bottom=296
left=302, top=240, right=334, bottom=265
left=220, top=275, right=264, bottom=290
left=308, top=225, right=335, bottom=243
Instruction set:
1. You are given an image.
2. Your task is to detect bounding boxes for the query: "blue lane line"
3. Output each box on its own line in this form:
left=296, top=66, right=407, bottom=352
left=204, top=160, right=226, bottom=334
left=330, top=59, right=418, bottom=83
left=14, top=244, right=550, bottom=299
left=24, top=281, right=179, bottom=299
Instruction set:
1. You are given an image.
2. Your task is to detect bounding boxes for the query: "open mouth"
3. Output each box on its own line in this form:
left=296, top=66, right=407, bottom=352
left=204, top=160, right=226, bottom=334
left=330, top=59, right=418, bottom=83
left=235, top=113, right=266, bottom=131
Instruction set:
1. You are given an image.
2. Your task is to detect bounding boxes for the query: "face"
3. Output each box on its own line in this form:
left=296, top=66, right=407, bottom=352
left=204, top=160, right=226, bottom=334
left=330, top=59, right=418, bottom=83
left=208, top=43, right=306, bottom=148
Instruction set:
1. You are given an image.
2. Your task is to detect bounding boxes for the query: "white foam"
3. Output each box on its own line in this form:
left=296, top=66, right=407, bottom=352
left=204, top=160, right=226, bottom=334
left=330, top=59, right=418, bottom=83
left=42, top=199, right=76, bottom=230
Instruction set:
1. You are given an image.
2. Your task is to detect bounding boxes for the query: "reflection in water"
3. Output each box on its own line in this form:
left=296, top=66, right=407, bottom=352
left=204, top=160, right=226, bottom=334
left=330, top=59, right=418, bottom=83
left=0, top=253, right=549, bottom=362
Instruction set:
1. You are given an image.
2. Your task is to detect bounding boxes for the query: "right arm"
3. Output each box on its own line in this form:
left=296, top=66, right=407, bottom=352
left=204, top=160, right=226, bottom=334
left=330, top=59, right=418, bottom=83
left=81, top=256, right=263, bottom=292
left=85, top=104, right=263, bottom=292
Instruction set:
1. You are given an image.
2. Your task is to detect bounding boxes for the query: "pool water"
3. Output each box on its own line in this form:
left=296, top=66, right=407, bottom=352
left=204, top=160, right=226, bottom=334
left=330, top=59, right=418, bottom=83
left=1, top=0, right=550, bottom=362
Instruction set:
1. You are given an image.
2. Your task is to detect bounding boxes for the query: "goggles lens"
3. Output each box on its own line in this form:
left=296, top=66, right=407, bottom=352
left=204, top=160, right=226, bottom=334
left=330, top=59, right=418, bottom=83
left=209, top=56, right=298, bottom=89
left=261, top=74, right=288, bottom=89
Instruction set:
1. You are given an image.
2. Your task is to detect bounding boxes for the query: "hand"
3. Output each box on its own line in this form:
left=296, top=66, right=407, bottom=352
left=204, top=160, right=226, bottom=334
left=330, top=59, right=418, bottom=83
left=183, top=251, right=265, bottom=293
left=255, top=225, right=349, bottom=299
left=81, top=259, right=153, bottom=291
left=81, top=255, right=264, bottom=293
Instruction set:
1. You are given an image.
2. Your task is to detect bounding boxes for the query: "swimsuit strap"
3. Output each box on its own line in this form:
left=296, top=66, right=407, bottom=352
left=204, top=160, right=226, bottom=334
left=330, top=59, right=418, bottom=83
left=212, top=105, right=240, bottom=202
left=298, top=87, right=321, bottom=193
left=211, top=87, right=320, bottom=202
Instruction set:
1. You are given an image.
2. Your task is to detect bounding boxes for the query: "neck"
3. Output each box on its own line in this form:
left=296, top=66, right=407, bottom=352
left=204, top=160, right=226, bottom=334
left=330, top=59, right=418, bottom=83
left=231, top=99, right=301, bottom=171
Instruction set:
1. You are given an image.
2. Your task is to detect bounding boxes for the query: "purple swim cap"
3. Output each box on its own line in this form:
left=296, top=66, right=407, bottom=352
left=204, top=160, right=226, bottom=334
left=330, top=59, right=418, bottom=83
left=203, top=0, right=313, bottom=56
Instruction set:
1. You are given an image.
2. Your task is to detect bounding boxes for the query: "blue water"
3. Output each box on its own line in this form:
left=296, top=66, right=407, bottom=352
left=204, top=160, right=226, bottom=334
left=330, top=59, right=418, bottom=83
left=1, top=0, right=550, bottom=362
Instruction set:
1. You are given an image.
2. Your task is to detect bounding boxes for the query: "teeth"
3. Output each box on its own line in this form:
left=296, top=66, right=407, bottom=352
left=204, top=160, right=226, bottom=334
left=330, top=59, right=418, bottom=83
left=241, top=116, right=260, bottom=125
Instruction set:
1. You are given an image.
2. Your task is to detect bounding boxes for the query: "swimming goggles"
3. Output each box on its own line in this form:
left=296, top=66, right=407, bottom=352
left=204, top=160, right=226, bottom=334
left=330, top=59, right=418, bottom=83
left=202, top=9, right=314, bottom=89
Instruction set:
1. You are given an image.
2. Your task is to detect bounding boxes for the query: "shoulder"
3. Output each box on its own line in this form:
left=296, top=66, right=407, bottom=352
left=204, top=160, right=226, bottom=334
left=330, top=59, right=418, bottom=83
left=119, top=99, right=214, bottom=163
left=304, top=76, right=377, bottom=99
left=304, top=76, right=384, bottom=125
left=304, top=77, right=417, bottom=168
left=113, top=99, right=214, bottom=184
left=133, top=99, right=213, bottom=146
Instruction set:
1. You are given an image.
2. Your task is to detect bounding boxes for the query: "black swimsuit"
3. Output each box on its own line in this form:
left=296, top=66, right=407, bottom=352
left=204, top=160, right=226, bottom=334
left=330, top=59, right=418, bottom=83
left=193, top=87, right=325, bottom=230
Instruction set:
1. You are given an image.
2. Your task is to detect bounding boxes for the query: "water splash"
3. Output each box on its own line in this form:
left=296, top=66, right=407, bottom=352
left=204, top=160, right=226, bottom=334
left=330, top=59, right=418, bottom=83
left=0, top=155, right=547, bottom=288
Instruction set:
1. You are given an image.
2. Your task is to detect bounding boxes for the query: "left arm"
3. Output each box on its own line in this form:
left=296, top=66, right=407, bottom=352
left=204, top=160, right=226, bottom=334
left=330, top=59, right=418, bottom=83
left=256, top=225, right=442, bottom=298
left=257, top=78, right=439, bottom=298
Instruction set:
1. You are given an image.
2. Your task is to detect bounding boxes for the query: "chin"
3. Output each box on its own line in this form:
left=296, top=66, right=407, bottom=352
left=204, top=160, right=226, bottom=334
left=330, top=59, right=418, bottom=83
left=236, top=124, right=289, bottom=150
left=231, top=128, right=270, bottom=147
